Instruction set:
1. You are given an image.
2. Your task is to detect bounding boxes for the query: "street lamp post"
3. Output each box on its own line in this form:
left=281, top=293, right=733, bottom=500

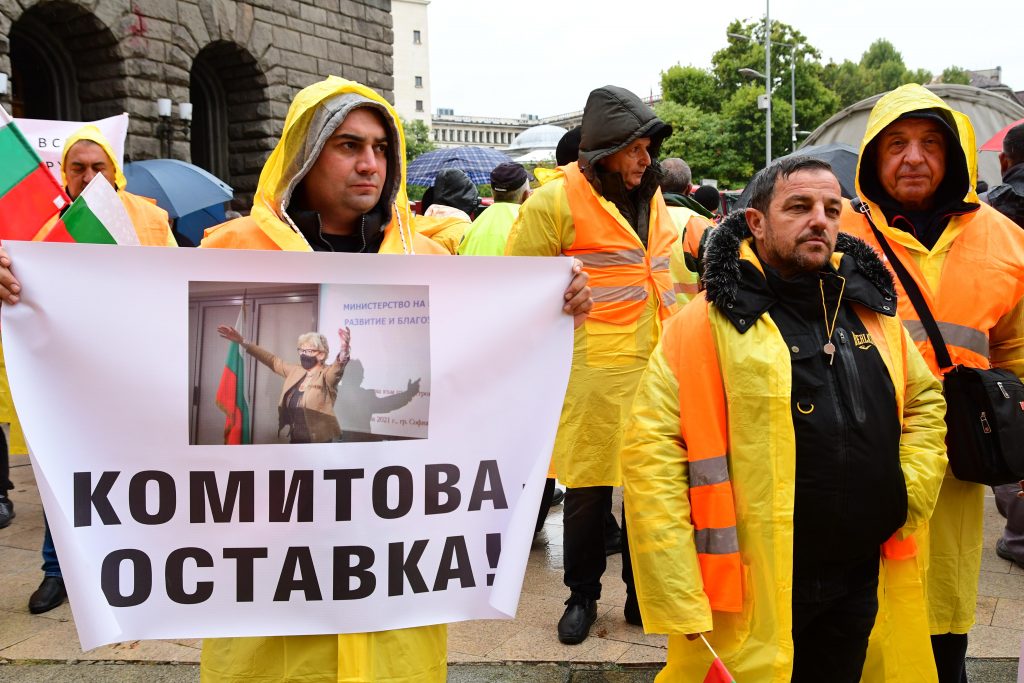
left=764, top=0, right=771, bottom=166
left=730, top=30, right=799, bottom=157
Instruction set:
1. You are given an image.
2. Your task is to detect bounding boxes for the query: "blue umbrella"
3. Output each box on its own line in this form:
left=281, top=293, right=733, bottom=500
left=174, top=204, right=226, bottom=247
left=406, top=146, right=514, bottom=186
left=124, top=159, right=233, bottom=219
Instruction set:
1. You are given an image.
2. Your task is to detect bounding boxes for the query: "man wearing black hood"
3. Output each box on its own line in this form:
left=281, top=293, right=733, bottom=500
left=506, top=85, right=682, bottom=644
left=841, top=83, right=1024, bottom=683
left=986, top=122, right=1024, bottom=228
left=416, top=168, right=479, bottom=254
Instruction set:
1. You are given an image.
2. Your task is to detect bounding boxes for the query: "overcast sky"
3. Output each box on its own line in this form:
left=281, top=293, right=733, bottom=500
left=427, top=0, right=1022, bottom=119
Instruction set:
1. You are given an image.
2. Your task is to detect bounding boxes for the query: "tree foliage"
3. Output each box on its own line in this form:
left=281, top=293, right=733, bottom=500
left=403, top=118, right=436, bottom=161
left=940, top=66, right=971, bottom=85
left=657, top=21, right=969, bottom=188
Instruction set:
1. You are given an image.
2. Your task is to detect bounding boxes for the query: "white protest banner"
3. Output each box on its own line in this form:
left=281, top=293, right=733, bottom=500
left=14, top=113, right=129, bottom=183
left=2, top=243, right=573, bottom=650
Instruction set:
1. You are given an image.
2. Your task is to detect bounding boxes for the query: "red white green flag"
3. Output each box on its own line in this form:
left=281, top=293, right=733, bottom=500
left=0, top=106, right=70, bottom=241
left=215, top=303, right=251, bottom=445
left=43, top=174, right=139, bottom=245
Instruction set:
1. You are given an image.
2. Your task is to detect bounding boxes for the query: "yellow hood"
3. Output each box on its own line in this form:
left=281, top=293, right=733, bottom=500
left=855, top=83, right=979, bottom=208
left=250, top=76, right=417, bottom=252
left=61, top=124, right=128, bottom=191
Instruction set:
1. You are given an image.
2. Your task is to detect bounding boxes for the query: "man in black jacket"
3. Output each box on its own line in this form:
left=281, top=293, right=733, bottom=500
left=987, top=122, right=1024, bottom=227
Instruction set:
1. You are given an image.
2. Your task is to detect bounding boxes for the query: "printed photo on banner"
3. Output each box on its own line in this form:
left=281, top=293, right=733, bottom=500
left=188, top=281, right=431, bottom=446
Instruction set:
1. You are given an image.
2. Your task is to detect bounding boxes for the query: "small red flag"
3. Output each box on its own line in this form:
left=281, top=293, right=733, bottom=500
left=703, top=656, right=736, bottom=683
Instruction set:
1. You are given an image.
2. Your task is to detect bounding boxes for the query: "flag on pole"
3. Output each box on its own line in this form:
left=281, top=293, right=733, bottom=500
left=0, top=106, right=70, bottom=241
left=42, top=174, right=139, bottom=245
left=215, top=301, right=250, bottom=445
left=700, top=634, right=737, bottom=683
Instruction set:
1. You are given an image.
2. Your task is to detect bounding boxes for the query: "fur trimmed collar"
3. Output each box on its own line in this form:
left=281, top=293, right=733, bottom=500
left=703, top=210, right=896, bottom=319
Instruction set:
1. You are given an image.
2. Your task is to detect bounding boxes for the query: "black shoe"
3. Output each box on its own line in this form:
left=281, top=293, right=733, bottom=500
left=557, top=593, right=597, bottom=644
left=29, top=576, right=66, bottom=614
left=550, top=488, right=565, bottom=507
left=996, top=538, right=1024, bottom=568
left=0, top=497, right=13, bottom=529
left=624, top=592, right=643, bottom=627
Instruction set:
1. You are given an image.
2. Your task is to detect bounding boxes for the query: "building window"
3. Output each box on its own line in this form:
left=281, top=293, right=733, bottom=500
left=415, top=76, right=423, bottom=88
left=415, top=100, right=423, bottom=112
left=413, top=30, right=421, bottom=44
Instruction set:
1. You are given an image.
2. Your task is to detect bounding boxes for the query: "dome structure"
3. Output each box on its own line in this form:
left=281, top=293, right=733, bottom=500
left=506, top=124, right=568, bottom=155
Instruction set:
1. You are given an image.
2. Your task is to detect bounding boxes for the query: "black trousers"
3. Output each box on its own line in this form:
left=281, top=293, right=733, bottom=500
left=534, top=478, right=557, bottom=534
left=791, top=565, right=879, bottom=683
left=563, top=485, right=634, bottom=600
left=0, top=428, right=10, bottom=496
left=930, top=633, right=968, bottom=683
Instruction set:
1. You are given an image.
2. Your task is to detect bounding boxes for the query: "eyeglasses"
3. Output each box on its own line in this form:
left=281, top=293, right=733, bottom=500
left=297, top=348, right=322, bottom=356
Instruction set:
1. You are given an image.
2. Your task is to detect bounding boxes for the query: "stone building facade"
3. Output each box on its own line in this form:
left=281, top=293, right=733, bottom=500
left=0, top=0, right=394, bottom=204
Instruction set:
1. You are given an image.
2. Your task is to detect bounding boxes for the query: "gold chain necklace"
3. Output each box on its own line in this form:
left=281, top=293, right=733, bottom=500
left=818, top=274, right=847, bottom=366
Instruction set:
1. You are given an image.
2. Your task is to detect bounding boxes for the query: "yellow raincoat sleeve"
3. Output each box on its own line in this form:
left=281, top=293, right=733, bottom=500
left=621, top=343, right=714, bottom=635
left=897, top=328, right=948, bottom=533
left=504, top=179, right=574, bottom=256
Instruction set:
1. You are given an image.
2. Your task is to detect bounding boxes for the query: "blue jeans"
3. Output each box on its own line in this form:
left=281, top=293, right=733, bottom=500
left=41, top=516, right=62, bottom=578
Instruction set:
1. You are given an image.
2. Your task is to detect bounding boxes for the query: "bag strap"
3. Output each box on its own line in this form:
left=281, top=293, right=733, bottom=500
left=852, top=198, right=955, bottom=370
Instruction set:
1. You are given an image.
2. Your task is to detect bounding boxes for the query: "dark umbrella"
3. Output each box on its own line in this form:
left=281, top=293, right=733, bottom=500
left=406, top=146, right=514, bottom=186
left=123, top=159, right=233, bottom=218
left=735, top=143, right=860, bottom=209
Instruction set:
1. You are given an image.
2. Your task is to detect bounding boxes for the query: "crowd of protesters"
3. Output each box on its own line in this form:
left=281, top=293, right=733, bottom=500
left=0, top=75, right=1023, bottom=683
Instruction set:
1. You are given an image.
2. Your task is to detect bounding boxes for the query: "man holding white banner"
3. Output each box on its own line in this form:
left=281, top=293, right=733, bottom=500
left=196, top=77, right=590, bottom=683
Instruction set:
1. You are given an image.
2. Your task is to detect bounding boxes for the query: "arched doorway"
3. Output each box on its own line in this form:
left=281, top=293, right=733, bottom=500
left=8, top=2, right=124, bottom=120
left=191, top=41, right=269, bottom=207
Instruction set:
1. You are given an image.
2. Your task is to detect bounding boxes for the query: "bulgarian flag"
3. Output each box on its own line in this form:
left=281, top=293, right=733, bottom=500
left=700, top=634, right=737, bottom=683
left=43, top=174, right=139, bottom=245
left=0, top=107, right=69, bottom=240
left=215, top=303, right=251, bottom=445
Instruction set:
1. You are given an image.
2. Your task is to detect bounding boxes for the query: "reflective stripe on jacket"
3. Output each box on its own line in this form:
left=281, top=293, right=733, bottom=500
left=561, top=162, right=680, bottom=323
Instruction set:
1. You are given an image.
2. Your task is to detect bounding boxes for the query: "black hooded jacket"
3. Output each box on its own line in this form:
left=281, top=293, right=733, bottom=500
left=988, top=162, right=1024, bottom=228
left=704, top=212, right=909, bottom=589
left=577, top=86, right=672, bottom=246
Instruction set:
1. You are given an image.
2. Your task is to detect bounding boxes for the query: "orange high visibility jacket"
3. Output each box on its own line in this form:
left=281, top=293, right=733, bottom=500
left=840, top=203, right=1024, bottom=375
left=662, top=296, right=742, bottom=612
left=561, top=162, right=680, bottom=325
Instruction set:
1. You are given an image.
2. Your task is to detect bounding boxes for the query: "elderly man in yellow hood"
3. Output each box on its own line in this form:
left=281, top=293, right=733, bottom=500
left=199, top=76, right=591, bottom=683
left=841, top=83, right=1024, bottom=682
left=34, top=125, right=175, bottom=247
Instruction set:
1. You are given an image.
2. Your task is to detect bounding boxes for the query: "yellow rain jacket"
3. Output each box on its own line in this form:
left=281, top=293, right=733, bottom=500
left=412, top=212, right=469, bottom=255
left=0, top=338, right=26, bottom=454
left=458, top=202, right=521, bottom=256
left=34, top=125, right=176, bottom=247
left=200, top=77, right=446, bottom=683
left=621, top=229, right=947, bottom=682
left=505, top=167, right=676, bottom=487
left=840, top=84, right=1024, bottom=637
left=665, top=206, right=708, bottom=306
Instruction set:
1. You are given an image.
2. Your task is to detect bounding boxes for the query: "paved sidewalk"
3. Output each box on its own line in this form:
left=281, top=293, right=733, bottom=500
left=1, top=454, right=1021, bottom=680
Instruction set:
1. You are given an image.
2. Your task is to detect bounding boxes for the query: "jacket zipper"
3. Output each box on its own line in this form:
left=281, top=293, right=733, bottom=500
left=836, top=328, right=866, bottom=423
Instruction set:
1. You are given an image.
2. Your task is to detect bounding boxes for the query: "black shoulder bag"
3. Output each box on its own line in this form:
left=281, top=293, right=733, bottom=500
left=858, top=202, right=1024, bottom=485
